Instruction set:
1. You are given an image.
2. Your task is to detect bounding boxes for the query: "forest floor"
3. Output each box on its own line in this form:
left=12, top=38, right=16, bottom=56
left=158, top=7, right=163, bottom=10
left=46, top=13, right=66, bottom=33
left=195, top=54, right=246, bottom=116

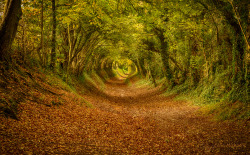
left=0, top=69, right=249, bottom=154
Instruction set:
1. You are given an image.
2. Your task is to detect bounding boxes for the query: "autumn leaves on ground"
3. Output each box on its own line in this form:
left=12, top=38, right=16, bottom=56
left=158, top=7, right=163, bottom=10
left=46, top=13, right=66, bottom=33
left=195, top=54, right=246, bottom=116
left=0, top=66, right=249, bottom=154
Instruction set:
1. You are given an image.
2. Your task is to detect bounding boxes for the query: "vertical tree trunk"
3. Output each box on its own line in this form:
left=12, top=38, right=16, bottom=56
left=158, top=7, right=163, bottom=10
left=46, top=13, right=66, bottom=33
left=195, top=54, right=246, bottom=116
left=67, top=24, right=72, bottom=76
left=0, top=0, right=22, bottom=61
left=212, top=0, right=249, bottom=84
left=50, top=0, right=56, bottom=70
left=22, top=23, right=25, bottom=61
left=154, top=28, right=172, bottom=81
left=136, top=58, right=143, bottom=76
left=40, top=0, right=45, bottom=66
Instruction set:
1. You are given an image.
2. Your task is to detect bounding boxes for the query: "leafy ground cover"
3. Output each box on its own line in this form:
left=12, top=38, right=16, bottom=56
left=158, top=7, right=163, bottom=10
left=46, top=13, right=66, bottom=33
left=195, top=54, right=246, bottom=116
left=0, top=68, right=249, bottom=154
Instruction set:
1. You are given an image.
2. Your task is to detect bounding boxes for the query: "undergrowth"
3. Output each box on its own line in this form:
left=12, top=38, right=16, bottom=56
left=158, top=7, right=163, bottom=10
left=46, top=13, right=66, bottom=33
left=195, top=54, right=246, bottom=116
left=78, top=71, right=106, bottom=91
left=134, top=79, right=155, bottom=88
left=164, top=70, right=249, bottom=121
left=0, top=59, right=96, bottom=120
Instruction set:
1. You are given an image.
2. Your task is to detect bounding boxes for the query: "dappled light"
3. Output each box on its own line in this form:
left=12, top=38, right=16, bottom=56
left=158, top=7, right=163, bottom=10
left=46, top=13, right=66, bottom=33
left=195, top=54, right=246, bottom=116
left=0, top=0, right=249, bottom=154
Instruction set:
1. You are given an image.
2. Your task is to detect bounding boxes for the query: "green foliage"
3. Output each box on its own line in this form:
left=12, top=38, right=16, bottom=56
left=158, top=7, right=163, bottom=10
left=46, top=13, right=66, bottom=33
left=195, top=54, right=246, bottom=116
left=166, top=68, right=249, bottom=120
left=79, top=72, right=106, bottom=91
left=134, top=79, right=155, bottom=89
left=6, top=0, right=249, bottom=121
left=45, top=71, right=76, bottom=92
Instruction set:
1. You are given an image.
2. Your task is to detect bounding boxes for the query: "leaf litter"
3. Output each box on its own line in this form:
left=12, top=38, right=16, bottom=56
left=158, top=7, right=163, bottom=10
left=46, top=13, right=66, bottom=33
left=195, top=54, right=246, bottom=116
left=0, top=69, right=249, bottom=154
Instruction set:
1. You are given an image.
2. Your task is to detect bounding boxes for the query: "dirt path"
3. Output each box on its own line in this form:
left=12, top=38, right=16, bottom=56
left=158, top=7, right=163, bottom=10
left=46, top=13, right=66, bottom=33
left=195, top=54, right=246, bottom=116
left=82, top=79, right=249, bottom=154
left=0, top=77, right=249, bottom=154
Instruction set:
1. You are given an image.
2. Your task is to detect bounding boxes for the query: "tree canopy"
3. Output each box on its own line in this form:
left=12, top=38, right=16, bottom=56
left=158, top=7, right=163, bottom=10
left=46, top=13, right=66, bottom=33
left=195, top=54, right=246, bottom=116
left=0, top=0, right=249, bottom=110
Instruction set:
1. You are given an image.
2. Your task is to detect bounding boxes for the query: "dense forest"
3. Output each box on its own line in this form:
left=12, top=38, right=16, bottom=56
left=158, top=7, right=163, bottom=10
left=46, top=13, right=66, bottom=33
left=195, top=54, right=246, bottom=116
left=0, top=0, right=249, bottom=154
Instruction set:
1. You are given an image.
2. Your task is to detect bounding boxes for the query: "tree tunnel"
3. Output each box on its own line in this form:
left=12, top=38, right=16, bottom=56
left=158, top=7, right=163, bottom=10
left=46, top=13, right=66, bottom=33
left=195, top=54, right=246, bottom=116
left=0, top=0, right=248, bottom=105
left=0, top=1, right=249, bottom=154
left=96, top=56, right=138, bottom=83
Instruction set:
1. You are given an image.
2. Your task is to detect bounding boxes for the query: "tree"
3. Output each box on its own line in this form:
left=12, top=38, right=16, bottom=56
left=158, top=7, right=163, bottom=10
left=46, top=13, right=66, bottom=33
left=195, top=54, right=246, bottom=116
left=40, top=0, right=45, bottom=66
left=212, top=0, right=249, bottom=84
left=0, top=0, right=22, bottom=61
left=50, top=0, right=56, bottom=70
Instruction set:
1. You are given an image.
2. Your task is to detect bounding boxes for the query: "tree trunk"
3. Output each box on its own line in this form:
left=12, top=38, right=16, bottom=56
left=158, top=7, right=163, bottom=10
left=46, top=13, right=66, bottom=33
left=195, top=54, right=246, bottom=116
left=50, top=0, right=56, bottom=70
left=154, top=28, right=172, bottom=81
left=40, top=0, right=45, bottom=66
left=136, top=58, right=143, bottom=76
left=0, top=0, right=22, bottom=61
left=212, top=0, right=249, bottom=84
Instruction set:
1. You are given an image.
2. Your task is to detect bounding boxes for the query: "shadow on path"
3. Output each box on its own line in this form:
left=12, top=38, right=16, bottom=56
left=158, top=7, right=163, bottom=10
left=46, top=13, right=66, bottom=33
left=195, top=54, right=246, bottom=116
left=81, top=78, right=249, bottom=154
